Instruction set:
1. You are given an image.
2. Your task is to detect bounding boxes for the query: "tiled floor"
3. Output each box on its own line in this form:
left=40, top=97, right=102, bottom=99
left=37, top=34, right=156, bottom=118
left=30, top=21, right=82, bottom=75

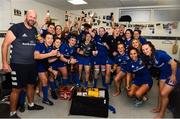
left=19, top=80, right=173, bottom=118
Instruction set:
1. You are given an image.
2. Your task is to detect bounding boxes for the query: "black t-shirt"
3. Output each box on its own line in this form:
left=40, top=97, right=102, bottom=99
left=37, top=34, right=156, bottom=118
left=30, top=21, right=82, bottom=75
left=9, top=22, right=37, bottom=64
left=78, top=41, right=96, bottom=57
left=105, top=35, right=124, bottom=59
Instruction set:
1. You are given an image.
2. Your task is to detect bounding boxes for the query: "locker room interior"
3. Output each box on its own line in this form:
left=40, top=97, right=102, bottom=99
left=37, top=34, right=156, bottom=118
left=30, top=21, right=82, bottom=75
left=0, top=0, right=180, bottom=118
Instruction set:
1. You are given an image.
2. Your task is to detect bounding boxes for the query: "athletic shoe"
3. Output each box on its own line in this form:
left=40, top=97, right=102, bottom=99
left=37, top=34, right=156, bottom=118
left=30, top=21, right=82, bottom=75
left=51, top=91, right=58, bottom=100
left=9, top=113, right=20, bottom=118
left=28, top=104, right=44, bottom=110
left=42, top=99, right=54, bottom=106
left=134, top=100, right=143, bottom=107
left=19, top=105, right=25, bottom=112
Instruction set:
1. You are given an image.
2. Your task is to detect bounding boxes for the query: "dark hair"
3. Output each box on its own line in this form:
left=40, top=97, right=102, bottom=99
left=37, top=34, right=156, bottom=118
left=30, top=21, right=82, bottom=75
left=46, top=33, right=53, bottom=37
left=128, top=47, right=140, bottom=59
left=55, top=25, right=62, bottom=31
left=134, top=29, right=141, bottom=35
left=125, top=29, right=133, bottom=39
left=69, top=35, right=77, bottom=40
left=82, top=33, right=92, bottom=42
left=92, top=28, right=97, bottom=32
left=47, top=23, right=55, bottom=28
left=117, top=42, right=125, bottom=49
left=99, top=27, right=105, bottom=31
left=114, top=23, right=119, bottom=27
left=142, top=41, right=156, bottom=57
left=53, top=36, right=62, bottom=42
left=83, top=23, right=92, bottom=29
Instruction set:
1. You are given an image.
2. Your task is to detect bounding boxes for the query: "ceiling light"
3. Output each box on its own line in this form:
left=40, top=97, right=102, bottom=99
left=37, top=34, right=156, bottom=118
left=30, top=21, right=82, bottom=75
left=67, top=0, right=87, bottom=5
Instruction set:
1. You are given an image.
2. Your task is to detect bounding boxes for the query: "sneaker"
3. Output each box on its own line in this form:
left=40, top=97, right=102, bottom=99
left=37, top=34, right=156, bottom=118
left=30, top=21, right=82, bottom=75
left=51, top=91, right=58, bottom=100
left=134, top=100, right=143, bottom=107
left=142, top=96, right=148, bottom=102
left=9, top=113, right=20, bottom=118
left=28, top=104, right=44, bottom=110
left=42, top=99, right=54, bottom=106
left=19, top=105, right=25, bottom=112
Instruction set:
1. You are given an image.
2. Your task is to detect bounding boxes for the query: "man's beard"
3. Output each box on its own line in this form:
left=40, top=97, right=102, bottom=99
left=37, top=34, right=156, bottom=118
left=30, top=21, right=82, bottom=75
left=26, top=19, right=36, bottom=27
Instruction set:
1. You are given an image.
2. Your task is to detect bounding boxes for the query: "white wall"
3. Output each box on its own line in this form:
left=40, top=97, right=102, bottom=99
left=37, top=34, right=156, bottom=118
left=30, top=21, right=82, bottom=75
left=0, top=38, right=4, bottom=69
left=0, top=0, right=12, bottom=31
left=11, top=0, right=65, bottom=27
left=0, top=0, right=65, bottom=69
left=0, top=0, right=65, bottom=31
left=69, top=8, right=119, bottom=28
left=149, top=40, right=180, bottom=60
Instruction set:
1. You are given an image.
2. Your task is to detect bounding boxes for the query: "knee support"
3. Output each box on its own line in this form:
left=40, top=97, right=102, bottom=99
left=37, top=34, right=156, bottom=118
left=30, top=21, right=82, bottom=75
left=94, top=68, right=100, bottom=79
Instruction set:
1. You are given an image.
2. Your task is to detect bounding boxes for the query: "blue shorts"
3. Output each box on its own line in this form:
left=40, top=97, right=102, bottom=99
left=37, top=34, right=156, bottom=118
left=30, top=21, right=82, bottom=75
left=37, top=64, right=48, bottom=72
left=132, top=77, right=153, bottom=89
left=77, top=56, right=92, bottom=65
left=160, top=68, right=171, bottom=80
left=106, top=57, right=114, bottom=65
left=50, top=60, right=66, bottom=69
left=93, top=55, right=107, bottom=65
left=117, top=65, right=127, bottom=73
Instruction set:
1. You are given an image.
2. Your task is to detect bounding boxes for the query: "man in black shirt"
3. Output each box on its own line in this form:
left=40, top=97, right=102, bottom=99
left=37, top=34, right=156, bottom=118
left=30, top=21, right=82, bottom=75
left=2, top=9, right=44, bottom=118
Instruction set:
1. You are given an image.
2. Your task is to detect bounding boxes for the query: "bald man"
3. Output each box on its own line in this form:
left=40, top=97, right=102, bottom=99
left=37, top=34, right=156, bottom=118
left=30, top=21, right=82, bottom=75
left=2, top=10, right=44, bottom=118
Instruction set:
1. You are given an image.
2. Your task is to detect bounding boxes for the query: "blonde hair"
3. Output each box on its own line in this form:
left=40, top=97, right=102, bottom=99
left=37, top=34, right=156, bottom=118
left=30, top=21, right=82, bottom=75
left=131, top=39, right=142, bottom=52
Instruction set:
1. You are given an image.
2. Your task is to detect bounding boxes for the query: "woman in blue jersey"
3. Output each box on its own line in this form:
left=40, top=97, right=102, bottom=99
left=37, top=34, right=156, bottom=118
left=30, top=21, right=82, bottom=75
left=34, top=33, right=58, bottom=105
left=77, top=33, right=98, bottom=87
left=126, top=48, right=153, bottom=106
left=54, top=25, right=62, bottom=39
left=124, top=29, right=133, bottom=53
left=130, top=39, right=142, bottom=53
left=58, top=36, right=78, bottom=86
left=113, top=43, right=129, bottom=96
left=48, top=37, right=62, bottom=85
left=133, top=29, right=147, bottom=45
left=142, top=41, right=177, bottom=119
left=92, top=27, right=109, bottom=88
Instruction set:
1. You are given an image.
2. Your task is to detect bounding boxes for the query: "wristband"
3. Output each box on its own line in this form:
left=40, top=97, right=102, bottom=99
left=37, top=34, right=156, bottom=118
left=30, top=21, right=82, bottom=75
left=67, top=60, right=70, bottom=64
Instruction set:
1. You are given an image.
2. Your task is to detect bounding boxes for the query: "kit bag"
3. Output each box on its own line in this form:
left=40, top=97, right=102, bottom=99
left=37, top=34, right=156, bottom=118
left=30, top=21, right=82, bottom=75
left=69, top=88, right=109, bottom=118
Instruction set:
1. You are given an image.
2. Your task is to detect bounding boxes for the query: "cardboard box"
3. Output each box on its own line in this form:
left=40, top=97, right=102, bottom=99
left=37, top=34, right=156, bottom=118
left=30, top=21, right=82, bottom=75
left=59, top=86, right=74, bottom=100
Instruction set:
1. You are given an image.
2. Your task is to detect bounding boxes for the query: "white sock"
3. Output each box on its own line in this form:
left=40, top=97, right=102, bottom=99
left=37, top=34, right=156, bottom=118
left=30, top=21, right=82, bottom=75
left=10, top=111, right=16, bottom=116
left=28, top=102, right=34, bottom=107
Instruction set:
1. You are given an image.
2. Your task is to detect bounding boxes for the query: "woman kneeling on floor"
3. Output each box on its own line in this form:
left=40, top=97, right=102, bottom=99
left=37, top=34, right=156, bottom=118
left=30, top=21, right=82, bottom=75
left=126, top=48, right=153, bottom=107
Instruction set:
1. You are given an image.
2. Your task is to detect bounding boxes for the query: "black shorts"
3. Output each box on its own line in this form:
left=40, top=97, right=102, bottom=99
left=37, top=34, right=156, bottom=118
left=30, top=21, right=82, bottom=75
left=10, top=63, right=37, bottom=88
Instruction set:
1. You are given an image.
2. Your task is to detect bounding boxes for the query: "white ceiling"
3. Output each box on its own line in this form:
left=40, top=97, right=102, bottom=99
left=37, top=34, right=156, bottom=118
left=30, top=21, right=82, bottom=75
left=34, top=0, right=180, bottom=10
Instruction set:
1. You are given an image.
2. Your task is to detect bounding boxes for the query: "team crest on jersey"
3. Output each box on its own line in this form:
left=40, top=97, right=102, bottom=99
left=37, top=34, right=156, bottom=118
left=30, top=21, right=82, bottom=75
left=70, top=50, right=73, bottom=54
left=42, top=50, right=45, bottom=54
left=139, top=60, right=142, bottom=65
left=87, top=47, right=91, bottom=50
